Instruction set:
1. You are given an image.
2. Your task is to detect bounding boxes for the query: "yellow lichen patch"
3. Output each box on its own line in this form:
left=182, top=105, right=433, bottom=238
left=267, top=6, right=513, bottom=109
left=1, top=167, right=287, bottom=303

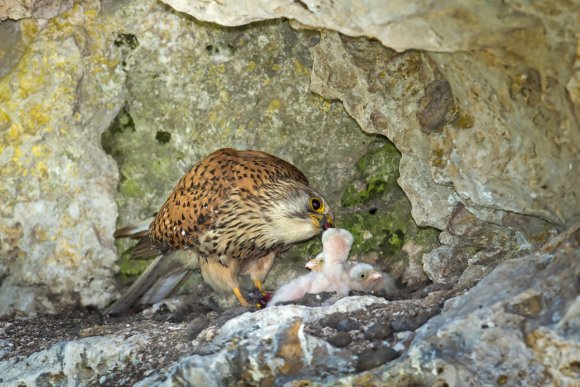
left=17, top=69, right=44, bottom=100
left=24, top=104, right=51, bottom=131
left=236, top=125, right=246, bottom=135
left=207, top=63, right=226, bottom=78
left=11, top=146, right=23, bottom=165
left=6, top=122, right=23, bottom=144
left=308, top=94, right=331, bottom=112
left=267, top=99, right=282, bottom=113
left=208, top=110, right=219, bottom=125
left=246, top=61, right=257, bottom=72
left=55, top=240, right=82, bottom=265
left=0, top=109, right=10, bottom=126
left=19, top=19, right=40, bottom=44
left=219, top=90, right=230, bottom=103
left=271, top=63, right=281, bottom=72
left=293, top=59, right=310, bottom=77
left=31, top=144, right=50, bottom=159
left=34, top=161, right=49, bottom=179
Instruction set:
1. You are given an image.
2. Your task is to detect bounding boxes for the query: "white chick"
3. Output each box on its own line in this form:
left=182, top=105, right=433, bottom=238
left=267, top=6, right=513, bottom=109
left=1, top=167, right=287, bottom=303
left=268, top=228, right=354, bottom=306
left=305, top=228, right=355, bottom=296
left=268, top=271, right=330, bottom=306
left=309, top=257, right=396, bottom=294
left=346, top=263, right=384, bottom=291
left=345, top=262, right=397, bottom=295
left=319, top=228, right=354, bottom=283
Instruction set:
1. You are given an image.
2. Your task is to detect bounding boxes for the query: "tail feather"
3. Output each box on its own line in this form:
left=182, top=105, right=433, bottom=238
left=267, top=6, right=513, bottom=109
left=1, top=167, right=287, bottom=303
left=131, top=236, right=165, bottom=259
left=104, top=255, right=193, bottom=316
left=114, top=217, right=165, bottom=259
left=114, top=217, right=154, bottom=239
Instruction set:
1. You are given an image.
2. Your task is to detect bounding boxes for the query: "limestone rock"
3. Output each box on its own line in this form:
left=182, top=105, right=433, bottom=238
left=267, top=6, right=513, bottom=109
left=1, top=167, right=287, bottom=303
left=163, top=0, right=580, bottom=229
left=138, top=298, right=384, bottom=385
left=0, top=335, right=148, bottom=386
left=423, top=205, right=554, bottom=286
left=309, top=30, right=457, bottom=229
left=161, top=0, right=580, bottom=53
left=0, top=223, right=577, bottom=385
left=0, top=1, right=125, bottom=317
left=346, top=221, right=580, bottom=386
left=0, top=0, right=72, bottom=21
left=104, top=2, right=370, bottom=221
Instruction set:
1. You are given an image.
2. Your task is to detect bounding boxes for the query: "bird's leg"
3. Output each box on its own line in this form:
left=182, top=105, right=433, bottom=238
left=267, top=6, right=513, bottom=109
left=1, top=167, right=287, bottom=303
left=241, top=252, right=276, bottom=296
left=233, top=287, right=250, bottom=306
left=199, top=255, right=251, bottom=306
left=253, top=279, right=264, bottom=293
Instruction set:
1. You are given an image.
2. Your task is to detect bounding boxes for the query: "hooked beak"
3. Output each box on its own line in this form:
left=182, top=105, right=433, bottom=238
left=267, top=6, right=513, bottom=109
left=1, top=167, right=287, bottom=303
left=310, top=213, right=334, bottom=231
left=322, top=215, right=334, bottom=231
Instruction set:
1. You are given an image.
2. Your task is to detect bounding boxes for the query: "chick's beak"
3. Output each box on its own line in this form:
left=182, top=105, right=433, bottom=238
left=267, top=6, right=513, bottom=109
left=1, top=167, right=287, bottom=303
left=369, top=272, right=382, bottom=281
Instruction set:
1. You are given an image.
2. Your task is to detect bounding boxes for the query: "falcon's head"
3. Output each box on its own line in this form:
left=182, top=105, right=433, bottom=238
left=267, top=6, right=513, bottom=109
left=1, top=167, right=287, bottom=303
left=265, top=183, right=334, bottom=245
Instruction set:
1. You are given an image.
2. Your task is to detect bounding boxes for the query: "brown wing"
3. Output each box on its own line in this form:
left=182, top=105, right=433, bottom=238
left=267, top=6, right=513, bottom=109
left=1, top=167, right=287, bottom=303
left=149, top=148, right=308, bottom=251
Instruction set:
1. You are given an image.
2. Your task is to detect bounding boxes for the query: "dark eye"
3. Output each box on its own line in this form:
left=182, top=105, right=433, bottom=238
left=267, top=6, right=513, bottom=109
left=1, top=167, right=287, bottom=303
left=309, top=197, right=324, bottom=213
left=360, top=273, right=366, bottom=279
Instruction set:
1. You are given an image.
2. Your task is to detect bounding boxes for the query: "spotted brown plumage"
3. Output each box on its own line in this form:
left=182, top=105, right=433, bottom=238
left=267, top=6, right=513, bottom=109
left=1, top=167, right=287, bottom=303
left=105, top=148, right=334, bottom=315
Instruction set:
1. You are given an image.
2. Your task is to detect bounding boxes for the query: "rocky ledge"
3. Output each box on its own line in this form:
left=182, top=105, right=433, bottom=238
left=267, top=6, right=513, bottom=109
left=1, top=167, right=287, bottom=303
left=1, top=222, right=578, bottom=386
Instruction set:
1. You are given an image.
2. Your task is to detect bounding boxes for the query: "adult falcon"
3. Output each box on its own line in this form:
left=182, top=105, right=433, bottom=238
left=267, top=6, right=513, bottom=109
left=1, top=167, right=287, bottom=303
left=105, top=148, right=334, bottom=315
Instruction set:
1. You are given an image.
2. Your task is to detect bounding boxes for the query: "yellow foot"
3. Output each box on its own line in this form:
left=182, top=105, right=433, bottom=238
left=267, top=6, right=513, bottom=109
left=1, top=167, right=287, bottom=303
left=253, top=279, right=269, bottom=297
left=253, top=279, right=263, bottom=292
left=233, top=287, right=250, bottom=307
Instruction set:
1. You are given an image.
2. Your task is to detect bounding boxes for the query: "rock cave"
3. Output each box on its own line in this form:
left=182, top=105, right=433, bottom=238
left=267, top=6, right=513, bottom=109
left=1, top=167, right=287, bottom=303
left=0, top=0, right=578, bottom=385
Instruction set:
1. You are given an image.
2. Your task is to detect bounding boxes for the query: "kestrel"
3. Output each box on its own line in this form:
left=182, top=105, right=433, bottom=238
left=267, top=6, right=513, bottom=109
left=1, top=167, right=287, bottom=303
left=105, top=148, right=334, bottom=315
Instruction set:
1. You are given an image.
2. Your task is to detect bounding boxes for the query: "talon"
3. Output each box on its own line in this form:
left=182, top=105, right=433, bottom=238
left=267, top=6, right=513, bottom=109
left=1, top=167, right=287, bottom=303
left=260, top=291, right=272, bottom=306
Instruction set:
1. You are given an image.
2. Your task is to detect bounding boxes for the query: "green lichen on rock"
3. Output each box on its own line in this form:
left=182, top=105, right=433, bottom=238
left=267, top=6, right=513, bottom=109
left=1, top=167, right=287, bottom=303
left=339, top=194, right=412, bottom=257
left=116, top=247, right=151, bottom=280
left=337, top=140, right=439, bottom=271
left=341, top=141, right=400, bottom=207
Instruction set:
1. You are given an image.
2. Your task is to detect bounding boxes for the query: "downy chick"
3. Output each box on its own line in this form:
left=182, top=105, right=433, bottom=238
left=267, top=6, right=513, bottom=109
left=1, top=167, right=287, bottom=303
left=269, top=228, right=354, bottom=306
left=307, top=256, right=396, bottom=295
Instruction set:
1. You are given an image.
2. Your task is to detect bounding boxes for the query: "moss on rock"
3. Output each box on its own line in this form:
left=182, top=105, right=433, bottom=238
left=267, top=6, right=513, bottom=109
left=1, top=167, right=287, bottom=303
left=337, top=140, right=440, bottom=273
left=341, top=142, right=400, bottom=207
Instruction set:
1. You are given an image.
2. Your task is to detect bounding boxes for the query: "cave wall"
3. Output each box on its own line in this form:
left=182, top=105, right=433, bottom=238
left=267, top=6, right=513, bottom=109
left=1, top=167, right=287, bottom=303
left=164, top=0, right=580, bottom=229
left=0, top=0, right=579, bottom=385
left=0, top=0, right=577, bottom=318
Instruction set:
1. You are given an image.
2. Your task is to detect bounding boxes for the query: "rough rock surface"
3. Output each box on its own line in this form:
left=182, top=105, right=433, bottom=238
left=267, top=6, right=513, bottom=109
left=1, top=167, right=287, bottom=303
left=98, top=0, right=398, bottom=291
left=161, top=0, right=578, bottom=53
left=0, top=0, right=72, bottom=22
left=359, top=221, right=580, bottom=386
left=164, top=0, right=580, bottom=229
left=103, top=0, right=371, bottom=225
left=0, top=1, right=124, bottom=317
left=1, top=0, right=579, bottom=384
left=1, top=223, right=577, bottom=386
